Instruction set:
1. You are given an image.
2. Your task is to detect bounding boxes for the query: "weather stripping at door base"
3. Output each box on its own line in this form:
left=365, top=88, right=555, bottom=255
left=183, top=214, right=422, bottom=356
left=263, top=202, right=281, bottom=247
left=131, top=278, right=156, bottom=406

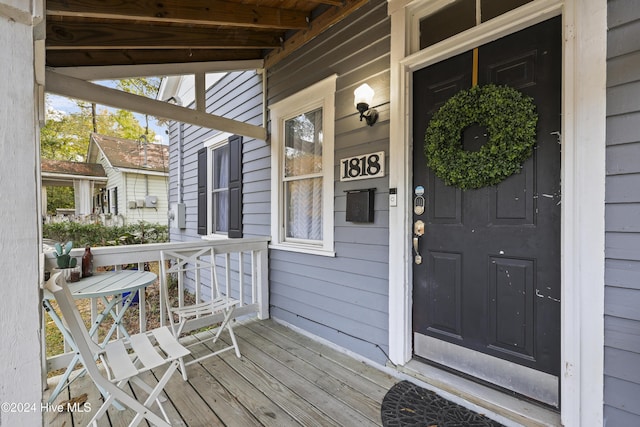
left=414, top=333, right=558, bottom=407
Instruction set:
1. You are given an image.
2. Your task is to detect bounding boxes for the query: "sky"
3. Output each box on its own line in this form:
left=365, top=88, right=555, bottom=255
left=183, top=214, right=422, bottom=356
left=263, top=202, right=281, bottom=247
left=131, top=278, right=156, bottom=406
left=46, top=80, right=168, bottom=145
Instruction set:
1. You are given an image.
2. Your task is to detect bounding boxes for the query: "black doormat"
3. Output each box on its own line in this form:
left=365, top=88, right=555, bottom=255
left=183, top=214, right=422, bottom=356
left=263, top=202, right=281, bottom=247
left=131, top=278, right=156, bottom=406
left=381, top=380, right=504, bottom=427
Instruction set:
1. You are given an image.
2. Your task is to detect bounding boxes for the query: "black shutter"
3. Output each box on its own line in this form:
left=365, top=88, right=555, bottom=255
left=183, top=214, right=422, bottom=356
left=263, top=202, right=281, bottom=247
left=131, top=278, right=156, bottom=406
left=228, top=135, right=243, bottom=238
left=197, top=148, right=207, bottom=235
left=113, top=187, right=118, bottom=215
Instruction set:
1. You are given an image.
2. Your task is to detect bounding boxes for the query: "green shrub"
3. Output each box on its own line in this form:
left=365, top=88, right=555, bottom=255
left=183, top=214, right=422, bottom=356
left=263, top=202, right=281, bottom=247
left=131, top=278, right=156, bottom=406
left=43, top=221, right=168, bottom=247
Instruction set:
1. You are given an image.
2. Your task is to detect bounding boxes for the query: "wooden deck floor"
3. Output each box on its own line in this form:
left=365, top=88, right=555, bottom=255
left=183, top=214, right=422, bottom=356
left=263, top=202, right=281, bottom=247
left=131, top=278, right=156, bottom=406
left=44, top=319, right=398, bottom=427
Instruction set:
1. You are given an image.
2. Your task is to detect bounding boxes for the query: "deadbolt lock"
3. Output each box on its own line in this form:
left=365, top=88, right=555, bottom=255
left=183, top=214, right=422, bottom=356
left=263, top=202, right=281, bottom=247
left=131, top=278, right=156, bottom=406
left=414, top=220, right=425, bottom=236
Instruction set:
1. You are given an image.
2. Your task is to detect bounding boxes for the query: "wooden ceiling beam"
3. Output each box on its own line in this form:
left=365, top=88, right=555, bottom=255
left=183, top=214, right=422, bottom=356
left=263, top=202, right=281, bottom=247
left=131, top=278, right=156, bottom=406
left=46, top=21, right=282, bottom=49
left=46, top=0, right=309, bottom=30
left=264, top=0, right=368, bottom=68
left=45, top=49, right=263, bottom=67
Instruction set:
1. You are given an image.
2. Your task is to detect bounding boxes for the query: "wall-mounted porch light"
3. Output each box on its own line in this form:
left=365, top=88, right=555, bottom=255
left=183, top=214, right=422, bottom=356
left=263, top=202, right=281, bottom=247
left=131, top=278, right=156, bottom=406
left=354, top=83, right=378, bottom=126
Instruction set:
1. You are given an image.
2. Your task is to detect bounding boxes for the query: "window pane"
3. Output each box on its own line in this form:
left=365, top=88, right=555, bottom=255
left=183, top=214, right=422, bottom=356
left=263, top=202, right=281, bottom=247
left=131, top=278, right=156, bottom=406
left=214, top=191, right=229, bottom=232
left=419, top=0, right=475, bottom=50
left=481, top=0, right=532, bottom=22
left=285, top=177, right=323, bottom=240
left=284, top=108, right=323, bottom=177
left=211, top=144, right=229, bottom=234
left=214, top=145, right=229, bottom=189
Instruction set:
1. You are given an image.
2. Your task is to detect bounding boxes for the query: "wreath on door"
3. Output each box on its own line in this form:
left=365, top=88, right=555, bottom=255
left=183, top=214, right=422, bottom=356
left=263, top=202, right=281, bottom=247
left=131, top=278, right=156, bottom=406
left=424, top=84, right=538, bottom=190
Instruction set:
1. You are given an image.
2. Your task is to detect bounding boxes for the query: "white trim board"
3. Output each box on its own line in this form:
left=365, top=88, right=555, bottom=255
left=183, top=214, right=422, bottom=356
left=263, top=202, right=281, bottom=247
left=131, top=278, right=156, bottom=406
left=387, top=1, right=606, bottom=426
left=47, top=59, right=263, bottom=80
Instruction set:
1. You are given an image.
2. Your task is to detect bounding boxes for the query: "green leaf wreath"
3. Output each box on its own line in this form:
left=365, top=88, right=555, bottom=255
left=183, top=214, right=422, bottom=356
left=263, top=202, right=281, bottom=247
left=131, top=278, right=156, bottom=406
left=424, top=84, right=538, bottom=190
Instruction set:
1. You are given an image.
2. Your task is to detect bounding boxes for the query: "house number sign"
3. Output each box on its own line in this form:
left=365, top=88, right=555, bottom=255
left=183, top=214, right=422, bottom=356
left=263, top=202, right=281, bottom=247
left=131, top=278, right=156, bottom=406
left=340, top=151, right=385, bottom=182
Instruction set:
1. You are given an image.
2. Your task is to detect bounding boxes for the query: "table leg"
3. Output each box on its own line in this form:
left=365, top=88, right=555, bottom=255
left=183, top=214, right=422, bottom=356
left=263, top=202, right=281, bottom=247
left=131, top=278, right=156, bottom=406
left=99, top=292, right=137, bottom=345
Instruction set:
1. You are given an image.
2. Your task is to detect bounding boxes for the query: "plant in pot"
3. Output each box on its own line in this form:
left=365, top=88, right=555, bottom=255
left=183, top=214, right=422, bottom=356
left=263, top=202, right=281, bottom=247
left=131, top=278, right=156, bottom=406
left=53, top=241, right=81, bottom=282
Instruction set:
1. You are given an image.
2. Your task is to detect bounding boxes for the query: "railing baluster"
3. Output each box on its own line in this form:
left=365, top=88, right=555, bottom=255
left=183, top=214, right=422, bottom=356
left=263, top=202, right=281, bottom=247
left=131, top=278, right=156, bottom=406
left=238, top=251, right=244, bottom=306
left=195, top=256, right=201, bottom=305
left=138, top=261, right=146, bottom=333
left=224, top=252, right=231, bottom=296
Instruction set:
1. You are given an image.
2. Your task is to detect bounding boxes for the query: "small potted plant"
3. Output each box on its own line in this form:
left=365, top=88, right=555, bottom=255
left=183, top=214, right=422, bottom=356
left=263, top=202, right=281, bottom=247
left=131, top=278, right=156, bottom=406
left=52, top=241, right=81, bottom=282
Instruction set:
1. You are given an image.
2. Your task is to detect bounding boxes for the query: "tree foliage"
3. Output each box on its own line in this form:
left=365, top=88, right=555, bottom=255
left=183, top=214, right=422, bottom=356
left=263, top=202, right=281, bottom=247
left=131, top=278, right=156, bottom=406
left=116, top=77, right=164, bottom=133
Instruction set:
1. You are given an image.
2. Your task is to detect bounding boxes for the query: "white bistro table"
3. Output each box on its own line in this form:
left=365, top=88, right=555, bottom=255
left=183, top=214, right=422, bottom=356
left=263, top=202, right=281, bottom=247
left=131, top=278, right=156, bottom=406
left=43, top=270, right=158, bottom=403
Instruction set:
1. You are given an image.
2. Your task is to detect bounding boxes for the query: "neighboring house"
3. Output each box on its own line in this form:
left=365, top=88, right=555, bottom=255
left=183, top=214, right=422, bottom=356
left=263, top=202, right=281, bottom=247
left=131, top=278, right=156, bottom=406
left=40, top=159, right=107, bottom=217
left=3, top=0, right=637, bottom=426
left=86, top=133, right=169, bottom=225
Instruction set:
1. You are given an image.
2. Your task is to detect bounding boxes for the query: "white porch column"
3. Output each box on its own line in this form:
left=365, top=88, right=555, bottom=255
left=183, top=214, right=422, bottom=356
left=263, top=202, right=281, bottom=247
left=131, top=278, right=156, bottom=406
left=42, top=185, right=48, bottom=217
left=0, top=1, right=44, bottom=426
left=73, top=179, right=92, bottom=215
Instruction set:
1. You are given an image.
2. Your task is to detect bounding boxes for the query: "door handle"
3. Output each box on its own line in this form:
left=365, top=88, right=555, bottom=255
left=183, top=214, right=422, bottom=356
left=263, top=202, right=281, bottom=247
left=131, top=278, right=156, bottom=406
left=413, top=220, right=425, bottom=265
left=413, top=237, right=422, bottom=265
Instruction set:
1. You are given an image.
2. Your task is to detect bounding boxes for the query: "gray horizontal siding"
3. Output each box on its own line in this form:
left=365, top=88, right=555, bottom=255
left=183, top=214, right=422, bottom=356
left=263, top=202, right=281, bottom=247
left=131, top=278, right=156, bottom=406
left=606, top=112, right=640, bottom=146
left=605, top=0, right=640, bottom=424
left=605, top=259, right=640, bottom=289
left=605, top=316, right=640, bottom=354
left=604, top=376, right=640, bottom=417
left=266, top=0, right=391, bottom=364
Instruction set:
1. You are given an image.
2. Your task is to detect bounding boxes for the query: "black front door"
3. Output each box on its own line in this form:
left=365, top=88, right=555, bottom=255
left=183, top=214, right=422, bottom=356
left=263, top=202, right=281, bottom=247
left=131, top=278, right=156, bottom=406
left=412, top=17, right=561, bottom=406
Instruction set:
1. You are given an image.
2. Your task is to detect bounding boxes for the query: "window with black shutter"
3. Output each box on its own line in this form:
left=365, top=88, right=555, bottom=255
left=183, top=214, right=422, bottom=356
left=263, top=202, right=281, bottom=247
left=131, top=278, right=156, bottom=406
left=197, top=135, right=243, bottom=238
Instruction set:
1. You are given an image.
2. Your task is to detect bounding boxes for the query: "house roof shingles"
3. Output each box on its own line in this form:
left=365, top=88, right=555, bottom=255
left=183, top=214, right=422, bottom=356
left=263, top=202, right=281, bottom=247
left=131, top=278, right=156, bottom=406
left=41, top=159, right=106, bottom=178
left=91, top=133, right=169, bottom=173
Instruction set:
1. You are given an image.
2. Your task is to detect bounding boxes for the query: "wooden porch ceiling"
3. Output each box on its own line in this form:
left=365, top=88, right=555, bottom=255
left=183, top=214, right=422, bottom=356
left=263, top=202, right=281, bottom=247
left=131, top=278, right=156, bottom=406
left=45, top=0, right=369, bottom=70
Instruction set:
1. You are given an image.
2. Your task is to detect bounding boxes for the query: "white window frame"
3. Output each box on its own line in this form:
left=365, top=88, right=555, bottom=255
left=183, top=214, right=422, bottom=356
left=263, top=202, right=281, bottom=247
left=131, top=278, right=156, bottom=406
left=203, top=132, right=231, bottom=240
left=270, top=74, right=337, bottom=256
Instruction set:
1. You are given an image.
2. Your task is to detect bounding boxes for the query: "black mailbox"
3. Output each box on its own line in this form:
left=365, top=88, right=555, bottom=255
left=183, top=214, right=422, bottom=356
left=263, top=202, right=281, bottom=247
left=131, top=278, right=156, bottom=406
left=345, top=188, right=375, bottom=223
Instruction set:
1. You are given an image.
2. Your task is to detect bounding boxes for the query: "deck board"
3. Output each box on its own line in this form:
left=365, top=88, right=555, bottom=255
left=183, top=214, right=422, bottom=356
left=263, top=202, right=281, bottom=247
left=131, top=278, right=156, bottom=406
left=245, top=320, right=392, bottom=400
left=196, top=347, right=303, bottom=426
left=213, top=336, right=340, bottom=427
left=232, top=323, right=381, bottom=424
left=44, top=319, right=392, bottom=426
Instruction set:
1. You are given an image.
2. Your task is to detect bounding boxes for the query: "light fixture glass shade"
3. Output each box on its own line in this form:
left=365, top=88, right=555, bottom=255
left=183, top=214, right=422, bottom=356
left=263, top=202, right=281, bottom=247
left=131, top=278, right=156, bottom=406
left=354, top=83, right=375, bottom=108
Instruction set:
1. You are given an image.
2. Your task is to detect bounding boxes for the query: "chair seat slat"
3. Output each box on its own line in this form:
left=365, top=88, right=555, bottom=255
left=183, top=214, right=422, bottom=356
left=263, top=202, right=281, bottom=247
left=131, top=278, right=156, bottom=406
left=129, top=333, right=166, bottom=370
left=105, top=340, right=139, bottom=382
left=153, top=327, right=190, bottom=359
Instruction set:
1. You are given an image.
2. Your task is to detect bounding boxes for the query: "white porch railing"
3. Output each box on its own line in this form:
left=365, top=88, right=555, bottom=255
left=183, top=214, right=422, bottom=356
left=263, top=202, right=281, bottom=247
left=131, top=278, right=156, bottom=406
left=42, top=236, right=269, bottom=373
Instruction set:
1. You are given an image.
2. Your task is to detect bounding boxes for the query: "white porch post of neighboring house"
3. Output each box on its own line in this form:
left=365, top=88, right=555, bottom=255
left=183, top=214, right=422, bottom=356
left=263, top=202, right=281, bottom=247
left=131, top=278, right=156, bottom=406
left=73, top=179, right=92, bottom=215
left=42, top=185, right=48, bottom=217
left=0, top=1, right=44, bottom=426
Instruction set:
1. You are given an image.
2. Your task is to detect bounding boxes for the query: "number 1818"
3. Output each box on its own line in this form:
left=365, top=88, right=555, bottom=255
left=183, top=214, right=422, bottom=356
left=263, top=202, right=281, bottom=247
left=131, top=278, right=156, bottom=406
left=341, top=152, right=384, bottom=181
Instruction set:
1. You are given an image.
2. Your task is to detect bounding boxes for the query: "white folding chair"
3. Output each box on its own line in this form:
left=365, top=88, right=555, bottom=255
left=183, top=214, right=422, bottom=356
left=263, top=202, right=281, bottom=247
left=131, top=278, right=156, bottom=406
left=160, top=247, right=241, bottom=380
left=45, top=272, right=190, bottom=427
